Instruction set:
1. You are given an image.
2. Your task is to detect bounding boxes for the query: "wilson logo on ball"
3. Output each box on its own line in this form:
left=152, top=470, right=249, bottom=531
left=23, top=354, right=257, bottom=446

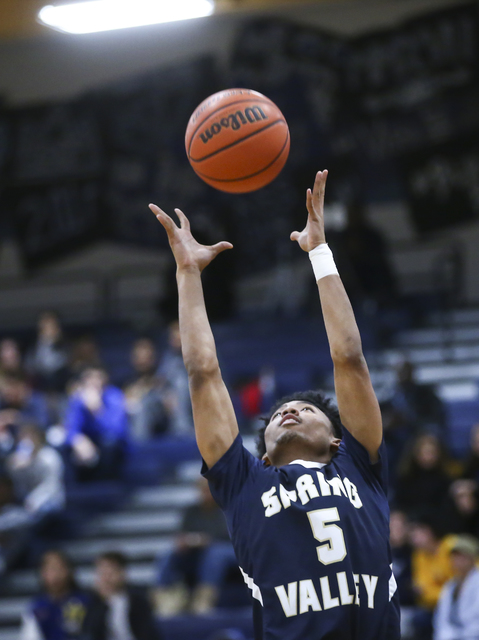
left=185, top=88, right=290, bottom=193
left=199, top=106, right=268, bottom=144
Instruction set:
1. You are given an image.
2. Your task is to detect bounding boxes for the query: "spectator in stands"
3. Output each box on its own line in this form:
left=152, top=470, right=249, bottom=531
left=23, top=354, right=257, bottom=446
left=27, top=311, right=70, bottom=393
left=64, top=367, right=128, bottom=482
left=0, top=411, right=17, bottom=472
left=235, top=367, right=276, bottom=433
left=433, top=535, right=479, bottom=640
left=82, top=551, right=162, bottom=640
left=69, top=336, right=102, bottom=380
left=20, top=549, right=89, bottom=640
left=383, top=361, right=446, bottom=483
left=157, top=321, right=193, bottom=435
left=0, top=373, right=50, bottom=430
left=409, top=515, right=455, bottom=640
left=154, top=477, right=237, bottom=616
left=441, top=479, right=479, bottom=537
left=123, top=338, right=169, bottom=441
left=462, top=422, right=479, bottom=484
left=394, top=361, right=445, bottom=434
left=0, top=424, right=64, bottom=571
left=0, top=473, right=28, bottom=572
left=395, top=432, right=452, bottom=518
left=7, top=423, right=65, bottom=514
left=0, top=338, right=24, bottom=377
left=390, top=510, right=415, bottom=607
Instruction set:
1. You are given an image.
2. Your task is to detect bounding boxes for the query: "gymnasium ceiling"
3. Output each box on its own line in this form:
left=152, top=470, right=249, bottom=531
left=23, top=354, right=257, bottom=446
left=0, top=0, right=337, bottom=39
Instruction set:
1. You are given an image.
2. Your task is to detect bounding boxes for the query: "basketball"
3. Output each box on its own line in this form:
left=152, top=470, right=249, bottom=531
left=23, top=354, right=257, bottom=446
left=185, top=88, right=290, bottom=193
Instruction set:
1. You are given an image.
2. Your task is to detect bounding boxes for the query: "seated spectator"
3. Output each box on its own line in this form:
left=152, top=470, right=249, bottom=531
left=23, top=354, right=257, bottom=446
left=390, top=510, right=415, bottom=607
left=0, top=473, right=29, bottom=572
left=395, top=432, right=452, bottom=518
left=0, top=338, right=24, bottom=377
left=235, top=367, right=276, bottom=433
left=462, top=422, right=479, bottom=484
left=7, top=423, right=65, bottom=517
left=69, top=336, right=102, bottom=380
left=0, top=411, right=17, bottom=472
left=154, top=477, right=237, bottom=616
left=26, top=311, right=70, bottom=393
left=64, top=367, right=128, bottom=482
left=383, top=361, right=446, bottom=482
left=157, top=321, right=193, bottom=435
left=0, top=373, right=50, bottom=430
left=0, top=424, right=64, bottom=571
left=392, top=361, right=445, bottom=434
left=409, top=515, right=455, bottom=640
left=82, top=551, right=162, bottom=640
left=441, top=479, right=479, bottom=537
left=433, top=535, right=479, bottom=640
left=123, top=338, right=169, bottom=441
left=20, top=549, right=89, bottom=640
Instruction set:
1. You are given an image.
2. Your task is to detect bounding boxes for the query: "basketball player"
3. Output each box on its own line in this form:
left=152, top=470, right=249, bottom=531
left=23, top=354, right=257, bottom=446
left=149, top=170, right=400, bottom=639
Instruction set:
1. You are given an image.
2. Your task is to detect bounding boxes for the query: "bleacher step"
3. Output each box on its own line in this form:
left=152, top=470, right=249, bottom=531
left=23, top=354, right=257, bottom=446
left=397, top=326, right=479, bottom=346
left=129, top=485, right=198, bottom=510
left=64, top=535, right=173, bottom=562
left=382, top=344, right=479, bottom=366
left=0, top=598, right=29, bottom=624
left=84, top=510, right=181, bottom=536
left=0, top=628, right=19, bottom=640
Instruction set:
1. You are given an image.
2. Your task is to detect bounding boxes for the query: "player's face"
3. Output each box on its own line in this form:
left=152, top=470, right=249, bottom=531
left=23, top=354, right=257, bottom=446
left=264, top=400, right=339, bottom=466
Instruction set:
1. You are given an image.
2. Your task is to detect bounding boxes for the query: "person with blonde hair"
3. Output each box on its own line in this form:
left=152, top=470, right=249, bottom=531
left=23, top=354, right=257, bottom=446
left=433, top=535, right=479, bottom=640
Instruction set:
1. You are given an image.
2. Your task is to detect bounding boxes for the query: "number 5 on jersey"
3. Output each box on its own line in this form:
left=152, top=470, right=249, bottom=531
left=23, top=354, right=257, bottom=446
left=307, top=507, right=347, bottom=565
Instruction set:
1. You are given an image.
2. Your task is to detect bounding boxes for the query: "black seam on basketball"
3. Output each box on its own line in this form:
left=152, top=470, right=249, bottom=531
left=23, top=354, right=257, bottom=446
left=189, top=119, right=286, bottom=164
left=193, top=130, right=290, bottom=183
left=187, top=98, right=276, bottom=156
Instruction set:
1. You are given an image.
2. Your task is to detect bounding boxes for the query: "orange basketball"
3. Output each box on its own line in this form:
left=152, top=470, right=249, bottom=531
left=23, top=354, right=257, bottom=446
left=185, top=88, right=290, bottom=193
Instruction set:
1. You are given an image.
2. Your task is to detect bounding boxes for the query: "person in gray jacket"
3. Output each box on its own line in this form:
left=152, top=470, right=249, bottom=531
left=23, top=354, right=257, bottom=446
left=433, top=535, right=479, bottom=640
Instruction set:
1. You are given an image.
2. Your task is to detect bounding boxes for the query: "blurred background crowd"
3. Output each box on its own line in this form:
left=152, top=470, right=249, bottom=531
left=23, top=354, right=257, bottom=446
left=1, top=0, right=479, bottom=639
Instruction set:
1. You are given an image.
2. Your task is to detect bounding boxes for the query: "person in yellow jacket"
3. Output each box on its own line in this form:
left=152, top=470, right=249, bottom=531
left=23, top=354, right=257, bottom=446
left=410, top=516, right=456, bottom=610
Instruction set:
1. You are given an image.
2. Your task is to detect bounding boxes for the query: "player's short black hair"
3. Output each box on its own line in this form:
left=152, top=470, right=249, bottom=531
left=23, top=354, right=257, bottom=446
left=256, top=390, right=343, bottom=458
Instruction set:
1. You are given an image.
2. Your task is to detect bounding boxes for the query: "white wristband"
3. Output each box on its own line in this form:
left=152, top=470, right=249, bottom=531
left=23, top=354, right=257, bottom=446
left=309, top=243, right=339, bottom=281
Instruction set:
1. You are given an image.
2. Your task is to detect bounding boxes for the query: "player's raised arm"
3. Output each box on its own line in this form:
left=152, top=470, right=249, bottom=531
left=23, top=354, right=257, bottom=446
left=290, top=171, right=382, bottom=461
left=149, top=204, right=238, bottom=468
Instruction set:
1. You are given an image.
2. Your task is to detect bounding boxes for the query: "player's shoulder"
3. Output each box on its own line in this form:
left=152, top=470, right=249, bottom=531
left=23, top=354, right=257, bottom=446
left=203, top=433, right=273, bottom=485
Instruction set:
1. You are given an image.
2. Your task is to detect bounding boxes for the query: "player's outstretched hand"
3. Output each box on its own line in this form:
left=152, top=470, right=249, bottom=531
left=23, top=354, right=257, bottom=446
left=150, top=204, right=233, bottom=273
left=290, top=169, right=328, bottom=252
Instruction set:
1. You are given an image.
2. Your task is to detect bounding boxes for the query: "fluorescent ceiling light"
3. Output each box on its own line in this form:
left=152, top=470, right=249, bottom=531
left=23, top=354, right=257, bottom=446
left=38, top=0, right=215, bottom=34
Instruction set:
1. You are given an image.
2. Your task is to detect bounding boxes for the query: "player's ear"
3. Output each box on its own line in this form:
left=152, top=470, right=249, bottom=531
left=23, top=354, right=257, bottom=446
left=330, top=438, right=341, bottom=455
left=262, top=453, right=272, bottom=467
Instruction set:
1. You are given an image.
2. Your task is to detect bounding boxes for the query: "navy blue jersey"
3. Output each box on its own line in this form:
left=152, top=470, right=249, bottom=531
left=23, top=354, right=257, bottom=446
left=29, top=591, right=90, bottom=640
left=202, top=428, right=400, bottom=640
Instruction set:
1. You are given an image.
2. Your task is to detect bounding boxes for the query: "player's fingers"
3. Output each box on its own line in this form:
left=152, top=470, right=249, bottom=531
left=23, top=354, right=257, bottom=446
left=313, top=170, right=328, bottom=204
left=149, top=204, right=177, bottom=234
left=174, top=208, right=190, bottom=231
left=307, top=187, right=321, bottom=221
left=306, top=189, right=314, bottom=216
